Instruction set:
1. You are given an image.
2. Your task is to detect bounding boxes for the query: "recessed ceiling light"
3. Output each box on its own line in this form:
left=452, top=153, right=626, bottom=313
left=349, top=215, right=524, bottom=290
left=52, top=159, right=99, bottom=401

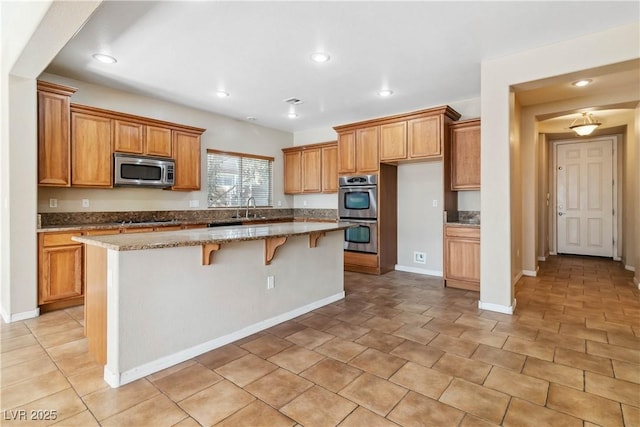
left=246, top=116, right=257, bottom=121
left=572, top=79, right=592, bottom=87
left=310, top=52, right=331, bottom=63
left=92, top=53, right=117, bottom=64
left=377, top=89, right=394, bottom=97
left=287, top=112, right=298, bottom=119
left=215, top=91, right=229, bottom=98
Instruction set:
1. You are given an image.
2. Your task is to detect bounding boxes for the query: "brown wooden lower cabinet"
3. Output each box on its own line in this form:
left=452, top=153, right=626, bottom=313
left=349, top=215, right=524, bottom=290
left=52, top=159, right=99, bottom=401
left=444, top=224, right=480, bottom=291
left=38, top=232, right=84, bottom=312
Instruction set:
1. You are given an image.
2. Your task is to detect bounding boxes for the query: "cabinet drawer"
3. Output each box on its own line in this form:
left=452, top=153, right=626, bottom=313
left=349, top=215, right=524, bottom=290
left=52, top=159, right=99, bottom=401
left=445, top=226, right=479, bottom=239
left=344, top=251, right=378, bottom=268
left=42, top=232, right=82, bottom=247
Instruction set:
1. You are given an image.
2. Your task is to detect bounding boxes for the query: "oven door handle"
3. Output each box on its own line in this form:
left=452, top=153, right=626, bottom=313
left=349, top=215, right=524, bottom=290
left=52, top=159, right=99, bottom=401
left=340, top=185, right=377, bottom=190
left=344, top=219, right=377, bottom=224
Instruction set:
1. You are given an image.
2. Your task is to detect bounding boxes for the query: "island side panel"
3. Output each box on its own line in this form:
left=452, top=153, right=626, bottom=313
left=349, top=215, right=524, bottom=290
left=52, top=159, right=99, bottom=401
left=108, top=232, right=344, bottom=383
left=84, top=244, right=107, bottom=365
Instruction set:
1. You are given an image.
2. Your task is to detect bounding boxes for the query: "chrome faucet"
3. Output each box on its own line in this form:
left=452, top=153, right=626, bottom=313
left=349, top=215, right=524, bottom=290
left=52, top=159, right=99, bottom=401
left=245, top=196, right=256, bottom=218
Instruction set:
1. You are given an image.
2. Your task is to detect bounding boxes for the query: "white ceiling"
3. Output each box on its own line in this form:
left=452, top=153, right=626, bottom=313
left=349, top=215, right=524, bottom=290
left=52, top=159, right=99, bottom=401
left=45, top=1, right=639, bottom=133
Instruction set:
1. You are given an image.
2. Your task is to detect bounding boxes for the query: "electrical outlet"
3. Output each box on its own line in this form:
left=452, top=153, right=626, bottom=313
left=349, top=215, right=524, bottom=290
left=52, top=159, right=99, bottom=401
left=189, top=200, right=199, bottom=208
left=432, top=199, right=438, bottom=207
left=267, top=275, right=275, bottom=289
left=303, top=200, right=307, bottom=207
left=82, top=199, right=90, bottom=208
left=277, top=200, right=282, bottom=207
left=413, top=251, right=426, bottom=264
left=49, top=198, right=57, bottom=208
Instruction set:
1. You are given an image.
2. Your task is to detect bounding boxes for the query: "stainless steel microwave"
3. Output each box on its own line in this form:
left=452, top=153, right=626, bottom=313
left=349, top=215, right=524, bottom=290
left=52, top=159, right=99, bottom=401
left=113, top=153, right=175, bottom=188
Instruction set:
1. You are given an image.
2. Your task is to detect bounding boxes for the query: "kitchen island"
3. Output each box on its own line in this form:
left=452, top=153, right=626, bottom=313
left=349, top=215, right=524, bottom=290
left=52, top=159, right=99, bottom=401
left=74, top=221, right=352, bottom=388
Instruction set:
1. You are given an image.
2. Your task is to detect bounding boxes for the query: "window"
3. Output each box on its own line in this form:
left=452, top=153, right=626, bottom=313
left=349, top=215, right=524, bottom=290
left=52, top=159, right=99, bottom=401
left=206, top=149, right=273, bottom=208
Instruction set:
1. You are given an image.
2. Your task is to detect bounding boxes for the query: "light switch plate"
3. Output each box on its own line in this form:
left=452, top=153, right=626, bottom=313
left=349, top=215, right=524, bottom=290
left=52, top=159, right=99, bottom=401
left=189, top=200, right=199, bottom=208
left=49, top=198, right=57, bottom=208
left=82, top=199, right=90, bottom=208
left=432, top=200, right=438, bottom=207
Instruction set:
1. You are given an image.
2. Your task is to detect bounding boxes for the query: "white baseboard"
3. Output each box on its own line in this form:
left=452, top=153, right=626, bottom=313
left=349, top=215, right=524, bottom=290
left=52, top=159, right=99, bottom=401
left=512, top=271, right=523, bottom=286
left=0, top=306, right=40, bottom=323
left=549, top=252, right=557, bottom=256
left=538, top=256, right=546, bottom=262
left=478, top=298, right=517, bottom=315
left=394, top=265, right=443, bottom=277
left=522, top=266, right=539, bottom=277
left=624, top=265, right=636, bottom=272
left=104, top=291, right=345, bottom=388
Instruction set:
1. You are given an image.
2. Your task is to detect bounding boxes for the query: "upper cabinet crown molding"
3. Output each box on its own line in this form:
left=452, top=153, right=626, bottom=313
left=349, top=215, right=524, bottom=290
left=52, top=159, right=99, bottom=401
left=37, top=81, right=77, bottom=97
left=69, top=104, right=206, bottom=135
left=333, top=105, right=461, bottom=133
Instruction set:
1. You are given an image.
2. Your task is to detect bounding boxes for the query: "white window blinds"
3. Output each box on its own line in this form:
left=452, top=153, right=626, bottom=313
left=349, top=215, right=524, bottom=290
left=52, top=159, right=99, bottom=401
left=206, top=149, right=273, bottom=208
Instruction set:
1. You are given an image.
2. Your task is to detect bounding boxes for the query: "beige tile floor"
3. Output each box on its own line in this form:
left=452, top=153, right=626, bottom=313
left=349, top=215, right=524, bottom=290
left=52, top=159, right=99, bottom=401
left=1, top=255, right=639, bottom=426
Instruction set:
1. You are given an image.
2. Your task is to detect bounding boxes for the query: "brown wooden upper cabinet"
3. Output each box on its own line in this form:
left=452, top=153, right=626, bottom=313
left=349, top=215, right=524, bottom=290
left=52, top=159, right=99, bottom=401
left=172, top=130, right=201, bottom=191
left=450, top=119, right=480, bottom=190
left=356, top=126, right=380, bottom=173
left=282, top=141, right=338, bottom=194
left=37, top=81, right=77, bottom=186
left=335, top=105, right=459, bottom=171
left=114, top=120, right=173, bottom=157
left=37, top=81, right=205, bottom=189
left=408, top=115, right=441, bottom=159
left=379, top=121, right=407, bottom=161
left=336, top=128, right=379, bottom=175
left=71, top=108, right=113, bottom=188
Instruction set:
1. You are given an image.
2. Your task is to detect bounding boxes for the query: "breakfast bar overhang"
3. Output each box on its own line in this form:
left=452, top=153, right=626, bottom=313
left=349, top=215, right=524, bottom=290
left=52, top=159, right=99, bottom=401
left=74, top=222, right=353, bottom=388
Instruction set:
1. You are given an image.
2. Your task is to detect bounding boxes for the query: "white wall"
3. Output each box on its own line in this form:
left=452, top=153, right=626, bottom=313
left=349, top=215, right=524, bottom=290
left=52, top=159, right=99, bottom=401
left=396, top=162, right=444, bottom=274
left=481, top=22, right=639, bottom=313
left=0, top=1, right=101, bottom=321
left=38, top=73, right=294, bottom=213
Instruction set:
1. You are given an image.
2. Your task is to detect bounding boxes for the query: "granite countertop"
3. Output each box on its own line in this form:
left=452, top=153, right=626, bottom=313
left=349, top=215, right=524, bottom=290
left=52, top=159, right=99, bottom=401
left=73, top=221, right=355, bottom=251
left=37, top=216, right=297, bottom=233
left=444, top=221, right=480, bottom=228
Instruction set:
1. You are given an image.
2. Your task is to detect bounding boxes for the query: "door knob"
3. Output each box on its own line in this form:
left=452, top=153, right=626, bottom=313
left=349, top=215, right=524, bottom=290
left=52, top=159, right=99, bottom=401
left=558, top=212, right=564, bottom=216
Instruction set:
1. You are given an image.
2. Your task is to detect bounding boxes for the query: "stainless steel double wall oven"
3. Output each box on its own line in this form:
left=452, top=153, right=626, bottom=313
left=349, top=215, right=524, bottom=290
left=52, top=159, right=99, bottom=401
left=339, top=175, right=378, bottom=254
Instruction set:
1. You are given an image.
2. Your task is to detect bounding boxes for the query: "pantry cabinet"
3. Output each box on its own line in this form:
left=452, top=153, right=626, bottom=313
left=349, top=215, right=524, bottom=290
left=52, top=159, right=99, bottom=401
left=451, top=119, right=481, bottom=190
left=283, top=141, right=338, bottom=194
left=71, top=109, right=113, bottom=187
left=444, top=225, right=480, bottom=291
left=172, top=130, right=202, bottom=191
left=37, top=81, right=77, bottom=186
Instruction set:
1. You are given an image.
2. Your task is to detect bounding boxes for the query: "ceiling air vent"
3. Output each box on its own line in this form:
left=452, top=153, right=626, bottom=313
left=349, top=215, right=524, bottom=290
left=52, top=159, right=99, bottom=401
left=283, top=97, right=303, bottom=105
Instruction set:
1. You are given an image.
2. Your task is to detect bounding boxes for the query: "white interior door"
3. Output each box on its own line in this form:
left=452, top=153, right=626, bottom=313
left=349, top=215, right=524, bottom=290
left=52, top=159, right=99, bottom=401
left=556, top=139, right=613, bottom=257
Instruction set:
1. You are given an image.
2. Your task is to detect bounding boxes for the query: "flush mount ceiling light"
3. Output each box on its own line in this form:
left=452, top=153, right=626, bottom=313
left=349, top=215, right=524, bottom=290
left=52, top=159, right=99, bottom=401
left=572, top=79, right=592, bottom=87
left=215, top=91, right=229, bottom=98
left=310, top=52, right=331, bottom=63
left=287, top=112, right=298, bottom=119
left=570, top=112, right=601, bottom=136
left=377, top=89, right=394, bottom=97
left=92, top=53, right=117, bottom=64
